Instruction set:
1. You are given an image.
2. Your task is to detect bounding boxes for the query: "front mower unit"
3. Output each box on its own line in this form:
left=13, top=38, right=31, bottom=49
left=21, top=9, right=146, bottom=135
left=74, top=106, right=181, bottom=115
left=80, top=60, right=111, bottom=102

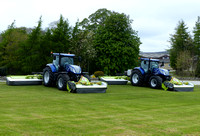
left=164, top=77, right=194, bottom=92
left=173, top=83, right=194, bottom=92
left=67, top=81, right=107, bottom=93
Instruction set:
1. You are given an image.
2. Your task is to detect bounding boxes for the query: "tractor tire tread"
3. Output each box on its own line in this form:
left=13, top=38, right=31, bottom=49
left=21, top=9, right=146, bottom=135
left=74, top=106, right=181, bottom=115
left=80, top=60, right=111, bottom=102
left=149, top=76, right=162, bottom=89
left=43, top=67, right=54, bottom=87
left=131, top=70, right=144, bottom=86
left=57, top=74, right=70, bottom=91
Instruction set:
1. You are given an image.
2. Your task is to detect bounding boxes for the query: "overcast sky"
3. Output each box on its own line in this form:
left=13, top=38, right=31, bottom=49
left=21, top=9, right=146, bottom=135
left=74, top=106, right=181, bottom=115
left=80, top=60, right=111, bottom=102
left=1, top=0, right=200, bottom=52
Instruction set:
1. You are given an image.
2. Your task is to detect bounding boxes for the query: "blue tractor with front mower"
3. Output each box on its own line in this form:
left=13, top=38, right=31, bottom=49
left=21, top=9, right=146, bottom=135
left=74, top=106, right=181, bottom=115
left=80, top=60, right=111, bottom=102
left=43, top=53, right=90, bottom=91
left=128, top=58, right=172, bottom=89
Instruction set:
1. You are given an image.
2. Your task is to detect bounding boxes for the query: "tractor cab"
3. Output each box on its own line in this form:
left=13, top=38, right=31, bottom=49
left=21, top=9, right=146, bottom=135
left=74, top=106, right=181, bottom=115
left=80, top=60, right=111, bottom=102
left=140, top=58, right=170, bottom=77
left=140, top=58, right=159, bottom=73
left=52, top=53, right=75, bottom=71
left=51, top=53, right=82, bottom=76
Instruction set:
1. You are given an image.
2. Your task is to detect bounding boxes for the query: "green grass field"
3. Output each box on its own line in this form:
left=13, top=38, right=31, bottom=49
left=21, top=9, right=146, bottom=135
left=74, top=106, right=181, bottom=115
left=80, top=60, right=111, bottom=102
left=0, top=82, right=200, bottom=136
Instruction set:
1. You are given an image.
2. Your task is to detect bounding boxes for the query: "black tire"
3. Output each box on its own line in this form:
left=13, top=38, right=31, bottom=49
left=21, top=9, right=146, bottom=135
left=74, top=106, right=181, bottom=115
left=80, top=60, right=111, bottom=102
left=84, top=75, right=91, bottom=82
left=149, top=76, right=162, bottom=89
left=130, top=70, right=144, bottom=86
left=57, top=74, right=70, bottom=91
left=43, top=67, right=54, bottom=87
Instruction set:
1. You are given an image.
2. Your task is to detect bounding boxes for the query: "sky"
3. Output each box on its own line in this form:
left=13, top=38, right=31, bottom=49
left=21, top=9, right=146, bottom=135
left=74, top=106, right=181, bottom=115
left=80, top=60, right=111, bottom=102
left=1, top=0, right=200, bottom=52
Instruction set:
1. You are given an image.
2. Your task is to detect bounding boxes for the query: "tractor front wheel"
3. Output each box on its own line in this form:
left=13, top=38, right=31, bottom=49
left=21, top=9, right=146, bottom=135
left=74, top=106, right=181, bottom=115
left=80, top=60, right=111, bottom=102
left=131, top=70, right=144, bottom=86
left=149, top=76, right=162, bottom=89
left=57, top=74, right=70, bottom=91
left=43, top=67, right=54, bottom=87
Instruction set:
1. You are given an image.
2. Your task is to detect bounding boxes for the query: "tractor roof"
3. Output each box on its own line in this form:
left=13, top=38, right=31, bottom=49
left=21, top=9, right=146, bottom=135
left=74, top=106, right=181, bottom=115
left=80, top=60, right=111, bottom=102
left=53, top=53, right=75, bottom=57
left=141, top=58, right=160, bottom=62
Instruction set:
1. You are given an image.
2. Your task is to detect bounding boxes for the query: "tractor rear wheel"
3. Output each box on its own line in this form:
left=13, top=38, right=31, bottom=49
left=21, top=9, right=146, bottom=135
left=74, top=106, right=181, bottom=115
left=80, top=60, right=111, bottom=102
left=57, top=74, right=70, bottom=91
left=131, top=70, right=144, bottom=86
left=149, top=76, right=162, bottom=89
left=43, top=67, right=54, bottom=87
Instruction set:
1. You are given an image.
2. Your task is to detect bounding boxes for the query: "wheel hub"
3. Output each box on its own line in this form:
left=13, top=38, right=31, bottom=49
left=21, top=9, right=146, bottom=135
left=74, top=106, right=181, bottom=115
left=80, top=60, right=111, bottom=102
left=44, top=71, right=49, bottom=84
left=132, top=73, right=139, bottom=83
left=58, top=78, right=63, bottom=88
left=151, top=78, right=157, bottom=87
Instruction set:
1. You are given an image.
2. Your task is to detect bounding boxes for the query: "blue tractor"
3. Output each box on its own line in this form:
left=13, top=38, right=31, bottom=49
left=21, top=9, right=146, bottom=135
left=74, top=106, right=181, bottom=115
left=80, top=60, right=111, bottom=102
left=43, top=53, right=90, bottom=90
left=130, top=58, right=171, bottom=89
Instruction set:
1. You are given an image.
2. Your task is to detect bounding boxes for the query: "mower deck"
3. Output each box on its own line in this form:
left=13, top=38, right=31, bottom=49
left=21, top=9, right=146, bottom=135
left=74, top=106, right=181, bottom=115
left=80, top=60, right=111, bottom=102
left=100, top=77, right=128, bottom=85
left=173, top=82, right=194, bottom=92
left=68, top=81, right=107, bottom=93
left=6, top=76, right=43, bottom=86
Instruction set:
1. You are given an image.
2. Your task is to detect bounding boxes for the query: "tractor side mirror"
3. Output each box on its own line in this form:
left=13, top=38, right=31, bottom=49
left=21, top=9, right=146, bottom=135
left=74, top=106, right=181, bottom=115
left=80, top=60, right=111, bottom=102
left=78, top=56, right=82, bottom=62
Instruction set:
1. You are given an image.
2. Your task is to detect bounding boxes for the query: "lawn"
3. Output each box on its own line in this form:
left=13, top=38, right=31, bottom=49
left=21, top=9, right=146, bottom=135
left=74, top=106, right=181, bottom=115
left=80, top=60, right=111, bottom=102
left=0, top=82, right=200, bottom=136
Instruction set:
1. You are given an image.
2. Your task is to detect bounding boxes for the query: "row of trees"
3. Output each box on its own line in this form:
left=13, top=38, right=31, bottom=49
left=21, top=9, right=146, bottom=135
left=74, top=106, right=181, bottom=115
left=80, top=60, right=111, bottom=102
left=0, top=8, right=141, bottom=75
left=169, top=17, right=200, bottom=77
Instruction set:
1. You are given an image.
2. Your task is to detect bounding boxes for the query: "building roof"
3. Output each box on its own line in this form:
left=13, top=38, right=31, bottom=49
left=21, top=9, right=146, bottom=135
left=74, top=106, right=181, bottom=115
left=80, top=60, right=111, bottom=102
left=140, top=51, right=170, bottom=63
left=139, top=51, right=169, bottom=58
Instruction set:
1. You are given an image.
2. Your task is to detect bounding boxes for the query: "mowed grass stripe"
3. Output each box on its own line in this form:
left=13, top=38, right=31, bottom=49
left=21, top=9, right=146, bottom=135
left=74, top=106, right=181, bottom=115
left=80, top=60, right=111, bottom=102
left=0, top=82, right=200, bottom=135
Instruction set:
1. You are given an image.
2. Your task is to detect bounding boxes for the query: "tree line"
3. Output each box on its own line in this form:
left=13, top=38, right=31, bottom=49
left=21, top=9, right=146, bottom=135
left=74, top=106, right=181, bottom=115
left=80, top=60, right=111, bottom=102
left=0, top=8, right=141, bottom=76
left=169, top=17, right=200, bottom=77
left=2, top=8, right=199, bottom=77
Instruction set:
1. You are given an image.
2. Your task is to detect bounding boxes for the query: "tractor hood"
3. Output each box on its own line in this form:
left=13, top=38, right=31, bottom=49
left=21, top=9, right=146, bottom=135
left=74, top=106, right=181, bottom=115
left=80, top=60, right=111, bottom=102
left=153, top=68, right=170, bottom=76
left=66, top=65, right=82, bottom=74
